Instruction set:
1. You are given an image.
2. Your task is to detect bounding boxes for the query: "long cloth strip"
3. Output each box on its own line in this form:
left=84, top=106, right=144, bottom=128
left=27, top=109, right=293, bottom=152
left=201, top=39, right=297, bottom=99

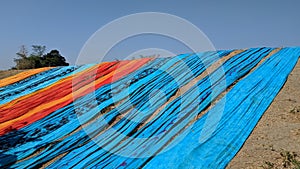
left=0, top=48, right=299, bottom=169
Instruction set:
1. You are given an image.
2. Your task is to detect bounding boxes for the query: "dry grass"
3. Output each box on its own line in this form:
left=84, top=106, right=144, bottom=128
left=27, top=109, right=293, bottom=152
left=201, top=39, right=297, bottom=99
left=0, top=70, right=25, bottom=80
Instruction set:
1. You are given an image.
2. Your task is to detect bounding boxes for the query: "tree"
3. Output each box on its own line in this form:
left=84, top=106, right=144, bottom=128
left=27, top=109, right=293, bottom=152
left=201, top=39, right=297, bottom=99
left=28, top=45, right=46, bottom=68
left=42, top=50, right=69, bottom=67
left=31, top=45, right=46, bottom=57
left=13, top=45, right=69, bottom=69
left=16, top=45, right=28, bottom=59
left=13, top=45, right=35, bottom=70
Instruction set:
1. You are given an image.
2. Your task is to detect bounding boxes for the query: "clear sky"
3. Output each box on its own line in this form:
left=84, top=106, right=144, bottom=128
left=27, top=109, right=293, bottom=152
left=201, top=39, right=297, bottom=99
left=0, top=0, right=299, bottom=70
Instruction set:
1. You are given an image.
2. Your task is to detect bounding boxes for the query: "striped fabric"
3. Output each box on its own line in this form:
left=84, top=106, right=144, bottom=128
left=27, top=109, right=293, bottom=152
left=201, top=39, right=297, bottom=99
left=0, top=48, right=299, bottom=168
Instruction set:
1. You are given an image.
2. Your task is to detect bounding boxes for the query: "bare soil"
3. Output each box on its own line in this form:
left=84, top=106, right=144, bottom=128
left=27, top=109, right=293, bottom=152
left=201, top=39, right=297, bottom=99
left=0, top=70, right=25, bottom=80
left=227, top=60, right=300, bottom=168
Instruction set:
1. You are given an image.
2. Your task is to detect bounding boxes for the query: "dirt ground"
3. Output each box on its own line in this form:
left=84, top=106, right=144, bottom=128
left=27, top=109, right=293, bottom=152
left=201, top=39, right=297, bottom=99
left=0, top=70, right=25, bottom=80
left=227, top=60, right=300, bottom=168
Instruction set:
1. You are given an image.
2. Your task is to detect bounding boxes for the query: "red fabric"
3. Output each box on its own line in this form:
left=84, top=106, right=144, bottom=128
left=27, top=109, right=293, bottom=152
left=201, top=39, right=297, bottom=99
left=0, top=58, right=152, bottom=136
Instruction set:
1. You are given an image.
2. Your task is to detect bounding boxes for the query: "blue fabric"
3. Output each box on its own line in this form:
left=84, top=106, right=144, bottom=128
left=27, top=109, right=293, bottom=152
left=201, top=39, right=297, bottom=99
left=1, top=48, right=299, bottom=169
left=5, top=51, right=230, bottom=168
left=0, top=64, right=95, bottom=105
left=47, top=48, right=270, bottom=168
left=143, top=48, right=300, bottom=169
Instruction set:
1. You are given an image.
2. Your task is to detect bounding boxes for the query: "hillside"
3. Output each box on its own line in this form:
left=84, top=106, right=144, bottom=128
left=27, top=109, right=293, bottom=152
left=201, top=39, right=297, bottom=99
left=0, top=47, right=299, bottom=168
left=0, top=70, right=25, bottom=80
left=228, top=60, right=300, bottom=168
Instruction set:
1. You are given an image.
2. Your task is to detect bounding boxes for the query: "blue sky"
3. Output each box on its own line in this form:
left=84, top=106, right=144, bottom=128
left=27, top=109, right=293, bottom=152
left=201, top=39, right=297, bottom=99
left=0, top=0, right=299, bottom=70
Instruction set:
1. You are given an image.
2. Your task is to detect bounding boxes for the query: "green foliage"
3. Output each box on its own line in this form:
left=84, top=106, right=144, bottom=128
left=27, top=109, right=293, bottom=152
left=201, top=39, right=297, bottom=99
left=41, top=50, right=69, bottom=67
left=13, top=45, right=69, bottom=69
left=31, top=45, right=46, bottom=57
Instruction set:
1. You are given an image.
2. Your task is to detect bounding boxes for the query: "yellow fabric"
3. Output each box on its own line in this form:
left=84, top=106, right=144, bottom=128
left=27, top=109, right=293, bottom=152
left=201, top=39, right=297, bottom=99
left=0, top=60, right=139, bottom=129
left=0, top=67, right=53, bottom=88
left=0, top=63, right=102, bottom=109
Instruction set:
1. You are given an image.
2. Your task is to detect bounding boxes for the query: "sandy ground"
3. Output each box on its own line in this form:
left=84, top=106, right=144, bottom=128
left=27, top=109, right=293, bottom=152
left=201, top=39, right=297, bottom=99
left=0, top=70, right=25, bottom=80
left=227, top=60, right=300, bottom=168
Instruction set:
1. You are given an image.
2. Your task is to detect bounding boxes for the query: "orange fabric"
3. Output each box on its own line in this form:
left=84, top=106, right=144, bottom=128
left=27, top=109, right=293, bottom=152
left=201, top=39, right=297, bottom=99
left=0, top=67, right=53, bottom=88
left=0, top=58, right=152, bottom=136
left=0, top=61, right=118, bottom=122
